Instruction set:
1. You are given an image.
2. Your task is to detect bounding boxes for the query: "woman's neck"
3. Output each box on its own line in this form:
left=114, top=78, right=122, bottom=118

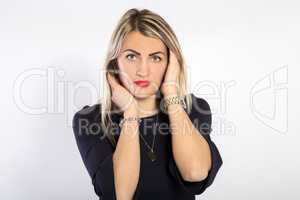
left=135, top=95, right=160, bottom=118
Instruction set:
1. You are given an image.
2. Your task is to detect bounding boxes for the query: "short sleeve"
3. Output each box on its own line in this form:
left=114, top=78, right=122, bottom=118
left=72, top=104, right=116, bottom=199
left=168, top=93, right=223, bottom=195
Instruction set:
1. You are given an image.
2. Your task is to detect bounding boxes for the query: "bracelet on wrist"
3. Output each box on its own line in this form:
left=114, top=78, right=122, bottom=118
left=119, top=116, right=141, bottom=128
left=162, top=95, right=187, bottom=111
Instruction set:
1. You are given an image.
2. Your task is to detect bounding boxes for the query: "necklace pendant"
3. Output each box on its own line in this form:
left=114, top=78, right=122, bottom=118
left=147, top=150, right=156, bottom=162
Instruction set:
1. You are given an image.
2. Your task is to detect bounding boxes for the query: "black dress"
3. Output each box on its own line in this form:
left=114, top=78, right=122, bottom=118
left=72, top=93, right=223, bottom=200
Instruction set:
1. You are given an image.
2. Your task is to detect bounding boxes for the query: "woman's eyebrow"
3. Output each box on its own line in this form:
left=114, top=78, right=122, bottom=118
left=122, top=49, right=165, bottom=56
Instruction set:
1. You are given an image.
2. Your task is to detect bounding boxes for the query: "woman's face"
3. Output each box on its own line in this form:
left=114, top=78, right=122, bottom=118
left=117, top=31, right=169, bottom=99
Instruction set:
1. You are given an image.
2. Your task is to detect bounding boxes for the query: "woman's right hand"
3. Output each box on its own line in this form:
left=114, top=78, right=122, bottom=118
left=107, top=72, right=138, bottom=113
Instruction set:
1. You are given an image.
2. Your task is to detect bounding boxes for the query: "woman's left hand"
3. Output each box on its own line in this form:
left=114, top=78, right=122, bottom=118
left=161, top=50, right=181, bottom=96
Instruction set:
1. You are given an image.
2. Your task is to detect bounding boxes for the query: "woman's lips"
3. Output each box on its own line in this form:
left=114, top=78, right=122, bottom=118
left=134, top=80, right=150, bottom=87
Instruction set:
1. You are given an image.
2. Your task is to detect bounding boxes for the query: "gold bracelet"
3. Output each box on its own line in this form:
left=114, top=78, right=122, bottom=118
left=163, top=95, right=187, bottom=111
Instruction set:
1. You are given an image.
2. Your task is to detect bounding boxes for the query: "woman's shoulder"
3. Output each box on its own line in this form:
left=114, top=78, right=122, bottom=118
left=72, top=103, right=102, bottom=126
left=190, top=93, right=211, bottom=113
left=72, top=103, right=105, bottom=143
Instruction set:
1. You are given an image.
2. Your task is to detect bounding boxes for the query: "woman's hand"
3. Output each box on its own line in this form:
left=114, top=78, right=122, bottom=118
left=107, top=72, right=138, bottom=113
left=161, top=50, right=181, bottom=97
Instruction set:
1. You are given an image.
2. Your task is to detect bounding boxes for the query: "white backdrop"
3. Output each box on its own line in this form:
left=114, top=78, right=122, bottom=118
left=1, top=0, right=299, bottom=199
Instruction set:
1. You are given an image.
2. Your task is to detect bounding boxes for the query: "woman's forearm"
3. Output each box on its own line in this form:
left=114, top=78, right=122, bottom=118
left=112, top=108, right=141, bottom=200
left=167, top=103, right=211, bottom=182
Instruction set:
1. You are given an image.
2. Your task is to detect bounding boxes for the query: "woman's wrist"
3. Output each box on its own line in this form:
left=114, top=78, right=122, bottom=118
left=124, top=106, right=138, bottom=118
left=163, top=94, right=186, bottom=111
left=119, top=109, right=141, bottom=130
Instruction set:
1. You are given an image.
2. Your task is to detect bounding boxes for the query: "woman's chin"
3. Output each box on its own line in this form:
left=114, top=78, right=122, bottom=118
left=132, top=91, right=156, bottom=99
left=133, top=93, right=151, bottom=99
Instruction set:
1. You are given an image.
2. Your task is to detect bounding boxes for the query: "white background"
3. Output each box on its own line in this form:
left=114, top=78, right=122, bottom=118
left=1, top=0, right=299, bottom=199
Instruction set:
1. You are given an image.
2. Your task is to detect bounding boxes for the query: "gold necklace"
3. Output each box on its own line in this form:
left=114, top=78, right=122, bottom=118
left=139, top=114, right=159, bottom=162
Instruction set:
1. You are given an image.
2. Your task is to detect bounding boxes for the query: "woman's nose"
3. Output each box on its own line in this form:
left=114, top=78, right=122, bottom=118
left=136, top=60, right=149, bottom=76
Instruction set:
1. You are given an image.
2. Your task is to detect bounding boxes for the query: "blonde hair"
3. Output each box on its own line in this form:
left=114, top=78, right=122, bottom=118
left=99, top=8, right=192, bottom=148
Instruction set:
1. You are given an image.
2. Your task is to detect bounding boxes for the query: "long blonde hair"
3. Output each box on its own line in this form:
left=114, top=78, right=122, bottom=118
left=99, top=8, right=192, bottom=148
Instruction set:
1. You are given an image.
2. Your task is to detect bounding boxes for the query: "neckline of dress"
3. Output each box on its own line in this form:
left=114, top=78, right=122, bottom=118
left=139, top=110, right=161, bottom=120
left=115, top=109, right=163, bottom=121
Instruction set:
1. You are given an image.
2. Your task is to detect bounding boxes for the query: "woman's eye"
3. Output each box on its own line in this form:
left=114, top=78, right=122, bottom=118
left=152, top=56, right=162, bottom=62
left=126, top=54, right=136, bottom=61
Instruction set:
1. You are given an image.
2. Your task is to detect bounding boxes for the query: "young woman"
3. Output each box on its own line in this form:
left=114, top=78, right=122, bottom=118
left=72, top=8, right=223, bottom=200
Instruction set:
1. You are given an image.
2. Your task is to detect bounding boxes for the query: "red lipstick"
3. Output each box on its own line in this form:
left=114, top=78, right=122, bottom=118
left=134, top=80, right=150, bottom=87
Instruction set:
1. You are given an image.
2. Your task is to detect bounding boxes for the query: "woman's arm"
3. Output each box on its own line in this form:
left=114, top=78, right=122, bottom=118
left=113, top=107, right=141, bottom=200
left=167, top=96, right=212, bottom=182
left=167, top=94, right=222, bottom=195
